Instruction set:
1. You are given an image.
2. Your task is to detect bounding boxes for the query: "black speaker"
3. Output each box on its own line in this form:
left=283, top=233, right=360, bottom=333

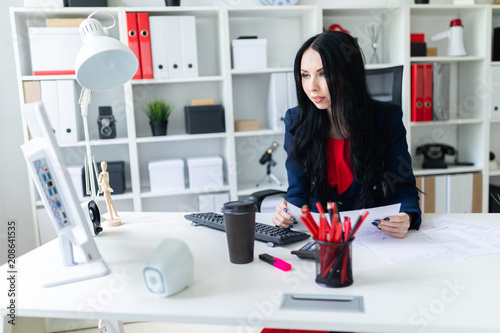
left=64, top=0, right=107, bottom=6
left=493, top=27, right=500, bottom=62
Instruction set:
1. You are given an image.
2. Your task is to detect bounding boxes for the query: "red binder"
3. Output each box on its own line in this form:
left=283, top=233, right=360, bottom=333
left=126, top=12, right=142, bottom=80
left=411, top=64, right=424, bottom=122
left=137, top=12, right=153, bottom=80
left=423, top=63, right=433, bottom=121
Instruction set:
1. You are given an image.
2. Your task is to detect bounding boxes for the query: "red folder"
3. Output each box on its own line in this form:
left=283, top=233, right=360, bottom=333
left=411, top=64, right=424, bottom=122
left=126, top=12, right=142, bottom=80
left=137, top=12, right=153, bottom=80
left=423, top=63, right=433, bottom=121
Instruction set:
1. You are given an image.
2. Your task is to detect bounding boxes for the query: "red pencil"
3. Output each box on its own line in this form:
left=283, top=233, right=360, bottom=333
left=300, top=205, right=319, bottom=238
left=315, top=202, right=326, bottom=216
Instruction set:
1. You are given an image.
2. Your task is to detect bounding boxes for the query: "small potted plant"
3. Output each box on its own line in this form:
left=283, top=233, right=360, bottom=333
left=144, top=98, right=173, bottom=136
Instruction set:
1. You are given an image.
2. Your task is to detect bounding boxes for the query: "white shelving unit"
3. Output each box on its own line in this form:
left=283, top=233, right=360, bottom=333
left=10, top=4, right=500, bottom=235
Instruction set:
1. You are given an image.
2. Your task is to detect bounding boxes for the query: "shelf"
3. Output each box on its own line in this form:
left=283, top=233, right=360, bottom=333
left=125, top=6, right=220, bottom=17
left=365, top=63, right=404, bottom=70
left=227, top=6, right=317, bottom=18
left=490, top=118, right=500, bottom=123
left=410, top=119, right=484, bottom=127
left=131, top=76, right=224, bottom=85
left=410, top=56, right=485, bottom=62
left=490, top=170, right=500, bottom=177
left=413, top=165, right=483, bottom=177
left=234, top=129, right=284, bottom=138
left=136, top=132, right=227, bottom=143
left=59, top=138, right=130, bottom=148
left=322, top=5, right=401, bottom=13
left=141, top=186, right=230, bottom=199
left=237, top=182, right=288, bottom=197
left=492, top=62, right=500, bottom=67
left=231, top=67, right=293, bottom=75
left=34, top=190, right=135, bottom=208
left=409, top=4, right=487, bottom=11
left=22, top=75, right=76, bottom=81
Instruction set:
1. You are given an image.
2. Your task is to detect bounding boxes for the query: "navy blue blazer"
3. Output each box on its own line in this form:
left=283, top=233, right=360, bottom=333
left=284, top=101, right=422, bottom=230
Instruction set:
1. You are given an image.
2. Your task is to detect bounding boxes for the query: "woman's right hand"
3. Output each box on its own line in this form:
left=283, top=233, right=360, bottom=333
left=272, top=200, right=294, bottom=228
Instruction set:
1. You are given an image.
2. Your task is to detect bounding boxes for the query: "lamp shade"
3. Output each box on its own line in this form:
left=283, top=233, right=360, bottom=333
left=75, top=18, right=138, bottom=91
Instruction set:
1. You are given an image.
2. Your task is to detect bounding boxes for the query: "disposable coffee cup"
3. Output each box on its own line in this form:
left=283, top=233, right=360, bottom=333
left=221, top=200, right=256, bottom=264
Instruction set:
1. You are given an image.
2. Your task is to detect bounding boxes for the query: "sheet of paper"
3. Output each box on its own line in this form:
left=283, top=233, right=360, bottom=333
left=356, top=217, right=500, bottom=264
left=285, top=203, right=401, bottom=236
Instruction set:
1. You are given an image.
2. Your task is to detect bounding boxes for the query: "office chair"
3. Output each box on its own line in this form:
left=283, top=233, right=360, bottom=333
left=249, top=66, right=403, bottom=212
left=248, top=189, right=287, bottom=213
left=365, top=65, right=403, bottom=107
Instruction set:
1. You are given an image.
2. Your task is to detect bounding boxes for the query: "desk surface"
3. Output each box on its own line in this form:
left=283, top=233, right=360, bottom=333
left=2, top=213, right=500, bottom=332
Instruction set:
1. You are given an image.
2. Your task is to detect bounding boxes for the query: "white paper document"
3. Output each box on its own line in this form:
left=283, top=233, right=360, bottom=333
left=286, top=203, right=400, bottom=225
left=355, top=217, right=500, bottom=264
left=286, top=203, right=500, bottom=264
left=286, top=203, right=400, bottom=238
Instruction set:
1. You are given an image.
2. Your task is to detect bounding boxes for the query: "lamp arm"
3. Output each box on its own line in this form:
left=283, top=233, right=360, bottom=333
left=79, top=88, right=99, bottom=202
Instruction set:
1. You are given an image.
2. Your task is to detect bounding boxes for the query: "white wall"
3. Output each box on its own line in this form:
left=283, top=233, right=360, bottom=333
left=0, top=0, right=38, bottom=265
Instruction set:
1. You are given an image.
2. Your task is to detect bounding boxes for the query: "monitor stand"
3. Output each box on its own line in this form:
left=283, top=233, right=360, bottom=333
left=37, top=235, right=108, bottom=288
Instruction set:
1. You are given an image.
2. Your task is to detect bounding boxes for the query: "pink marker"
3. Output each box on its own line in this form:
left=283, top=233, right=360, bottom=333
left=259, top=254, right=292, bottom=271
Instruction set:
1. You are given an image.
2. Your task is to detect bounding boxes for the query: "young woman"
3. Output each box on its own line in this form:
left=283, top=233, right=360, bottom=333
left=272, top=31, right=421, bottom=239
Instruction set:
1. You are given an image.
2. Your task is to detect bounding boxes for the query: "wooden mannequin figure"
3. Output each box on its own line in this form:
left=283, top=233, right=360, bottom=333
left=98, top=161, right=121, bottom=227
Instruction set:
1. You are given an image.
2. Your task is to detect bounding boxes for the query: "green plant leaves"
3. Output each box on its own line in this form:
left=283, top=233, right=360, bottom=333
left=144, top=98, right=174, bottom=121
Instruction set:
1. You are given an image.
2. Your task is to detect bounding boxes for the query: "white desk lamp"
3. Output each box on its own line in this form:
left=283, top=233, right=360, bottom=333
left=75, top=11, right=138, bottom=205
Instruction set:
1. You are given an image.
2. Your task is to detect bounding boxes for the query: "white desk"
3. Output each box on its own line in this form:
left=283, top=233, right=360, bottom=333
left=2, top=213, right=500, bottom=332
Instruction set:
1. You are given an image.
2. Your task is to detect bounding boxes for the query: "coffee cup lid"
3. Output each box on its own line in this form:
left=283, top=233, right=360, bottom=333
left=221, top=200, right=256, bottom=213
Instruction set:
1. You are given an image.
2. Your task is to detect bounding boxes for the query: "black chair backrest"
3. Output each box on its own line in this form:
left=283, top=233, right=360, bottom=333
left=365, top=65, right=403, bottom=107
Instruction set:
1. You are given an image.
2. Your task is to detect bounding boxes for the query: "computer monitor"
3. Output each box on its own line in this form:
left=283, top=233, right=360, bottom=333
left=366, top=65, right=403, bottom=107
left=20, top=102, right=108, bottom=287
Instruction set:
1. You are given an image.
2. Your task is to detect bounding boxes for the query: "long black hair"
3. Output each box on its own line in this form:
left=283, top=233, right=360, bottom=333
left=290, top=31, right=384, bottom=208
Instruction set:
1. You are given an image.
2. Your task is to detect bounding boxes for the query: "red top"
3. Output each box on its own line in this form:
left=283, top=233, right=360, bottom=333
left=450, top=19, right=463, bottom=27
left=327, top=138, right=354, bottom=195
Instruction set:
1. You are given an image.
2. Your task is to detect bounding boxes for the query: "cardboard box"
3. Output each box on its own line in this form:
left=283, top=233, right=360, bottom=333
left=46, top=18, right=85, bottom=27
left=235, top=120, right=260, bottom=132
left=426, top=47, right=438, bottom=57
left=232, top=38, right=267, bottom=70
left=148, top=159, right=185, bottom=192
left=23, top=81, right=41, bottom=103
left=28, top=27, right=82, bottom=75
left=187, top=156, right=223, bottom=190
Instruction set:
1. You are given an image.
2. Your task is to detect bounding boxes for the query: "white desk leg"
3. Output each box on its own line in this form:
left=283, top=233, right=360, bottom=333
left=100, top=320, right=124, bottom=333
left=1, top=316, right=13, bottom=333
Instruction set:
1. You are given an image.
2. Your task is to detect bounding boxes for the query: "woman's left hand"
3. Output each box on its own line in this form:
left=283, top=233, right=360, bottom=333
left=377, top=213, right=411, bottom=239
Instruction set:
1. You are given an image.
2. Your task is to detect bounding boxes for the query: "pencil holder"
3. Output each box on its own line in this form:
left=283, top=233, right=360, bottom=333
left=314, top=239, right=353, bottom=288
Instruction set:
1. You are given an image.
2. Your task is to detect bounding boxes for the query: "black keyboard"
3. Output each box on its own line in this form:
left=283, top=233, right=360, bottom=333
left=291, top=240, right=318, bottom=260
left=184, top=212, right=310, bottom=247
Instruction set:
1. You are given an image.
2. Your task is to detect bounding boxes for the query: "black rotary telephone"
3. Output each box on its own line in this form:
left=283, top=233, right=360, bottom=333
left=416, top=144, right=456, bottom=169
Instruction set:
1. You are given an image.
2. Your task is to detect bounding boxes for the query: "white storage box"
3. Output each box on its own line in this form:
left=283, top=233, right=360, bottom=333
left=187, top=156, right=224, bottom=190
left=148, top=159, right=185, bottom=192
left=28, top=27, right=82, bottom=75
left=67, top=166, right=84, bottom=199
left=232, top=38, right=267, bottom=70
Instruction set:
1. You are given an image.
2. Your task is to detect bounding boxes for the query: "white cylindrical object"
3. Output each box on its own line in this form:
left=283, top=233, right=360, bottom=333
left=447, top=26, right=467, bottom=56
